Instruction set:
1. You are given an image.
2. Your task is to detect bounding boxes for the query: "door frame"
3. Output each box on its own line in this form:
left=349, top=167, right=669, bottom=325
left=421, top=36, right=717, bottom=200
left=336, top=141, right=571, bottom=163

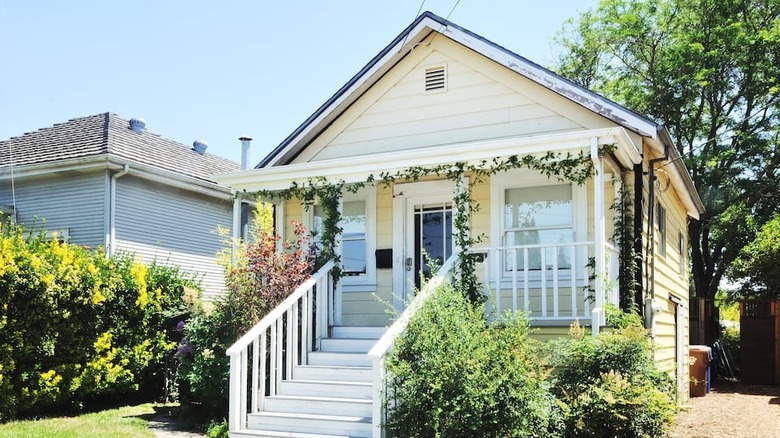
left=392, top=179, right=458, bottom=312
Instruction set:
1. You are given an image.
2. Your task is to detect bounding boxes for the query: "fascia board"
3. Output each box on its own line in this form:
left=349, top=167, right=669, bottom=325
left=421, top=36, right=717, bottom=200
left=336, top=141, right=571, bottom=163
left=107, top=158, right=234, bottom=200
left=220, top=128, right=636, bottom=193
left=0, top=155, right=233, bottom=200
left=0, top=155, right=109, bottom=179
left=439, top=24, right=659, bottom=139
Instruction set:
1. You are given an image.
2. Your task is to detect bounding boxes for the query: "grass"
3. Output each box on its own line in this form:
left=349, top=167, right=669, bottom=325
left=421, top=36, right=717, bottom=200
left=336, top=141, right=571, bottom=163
left=0, top=404, right=159, bottom=438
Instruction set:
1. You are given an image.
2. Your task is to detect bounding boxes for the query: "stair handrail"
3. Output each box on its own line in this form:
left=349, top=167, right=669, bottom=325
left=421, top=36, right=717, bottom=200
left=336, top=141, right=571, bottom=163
left=227, top=260, right=336, bottom=433
left=367, top=253, right=458, bottom=438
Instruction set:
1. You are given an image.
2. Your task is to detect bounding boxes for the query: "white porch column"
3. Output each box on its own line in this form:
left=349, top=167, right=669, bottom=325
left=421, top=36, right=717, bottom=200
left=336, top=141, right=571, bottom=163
left=591, top=137, right=606, bottom=333
left=232, top=196, right=242, bottom=264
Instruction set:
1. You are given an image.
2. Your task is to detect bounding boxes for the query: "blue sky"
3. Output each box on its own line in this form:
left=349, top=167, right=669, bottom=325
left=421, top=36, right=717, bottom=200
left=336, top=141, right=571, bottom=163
left=0, top=1, right=598, bottom=165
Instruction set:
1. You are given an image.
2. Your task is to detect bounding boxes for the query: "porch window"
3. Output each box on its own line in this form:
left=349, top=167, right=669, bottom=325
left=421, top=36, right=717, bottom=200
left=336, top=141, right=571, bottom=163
left=503, top=184, right=573, bottom=270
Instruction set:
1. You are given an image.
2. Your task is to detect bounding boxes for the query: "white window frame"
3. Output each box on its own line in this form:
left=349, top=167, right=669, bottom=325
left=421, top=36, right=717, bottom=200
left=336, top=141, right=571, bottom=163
left=490, top=169, right=587, bottom=283
left=304, top=186, right=377, bottom=292
left=341, top=186, right=377, bottom=292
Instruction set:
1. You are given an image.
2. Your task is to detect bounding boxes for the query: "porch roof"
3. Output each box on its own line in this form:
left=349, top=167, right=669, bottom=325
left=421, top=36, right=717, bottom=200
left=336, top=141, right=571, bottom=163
left=218, top=127, right=639, bottom=193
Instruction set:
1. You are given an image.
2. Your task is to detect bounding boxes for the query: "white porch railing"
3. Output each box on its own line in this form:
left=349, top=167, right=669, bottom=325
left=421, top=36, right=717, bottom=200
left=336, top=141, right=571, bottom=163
left=472, top=242, right=620, bottom=326
left=367, top=253, right=458, bottom=438
left=226, top=260, right=336, bottom=434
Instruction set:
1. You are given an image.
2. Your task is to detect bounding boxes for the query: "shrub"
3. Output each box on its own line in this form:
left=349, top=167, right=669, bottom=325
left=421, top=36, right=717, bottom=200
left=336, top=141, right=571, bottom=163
left=385, top=283, right=563, bottom=437
left=175, top=221, right=314, bottom=424
left=0, top=224, right=196, bottom=421
left=549, top=312, right=677, bottom=438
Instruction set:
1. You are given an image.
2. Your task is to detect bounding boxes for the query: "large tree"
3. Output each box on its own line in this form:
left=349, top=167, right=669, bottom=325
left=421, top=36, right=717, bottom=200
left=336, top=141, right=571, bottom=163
left=555, top=0, right=780, bottom=309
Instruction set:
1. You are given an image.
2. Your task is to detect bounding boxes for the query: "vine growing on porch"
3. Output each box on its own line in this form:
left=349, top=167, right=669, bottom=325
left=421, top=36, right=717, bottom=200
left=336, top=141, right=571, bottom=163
left=254, top=145, right=615, bottom=300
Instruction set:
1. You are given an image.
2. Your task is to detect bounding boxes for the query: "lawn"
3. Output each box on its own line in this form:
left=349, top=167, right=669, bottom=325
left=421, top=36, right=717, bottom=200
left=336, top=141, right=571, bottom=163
left=0, top=404, right=158, bottom=438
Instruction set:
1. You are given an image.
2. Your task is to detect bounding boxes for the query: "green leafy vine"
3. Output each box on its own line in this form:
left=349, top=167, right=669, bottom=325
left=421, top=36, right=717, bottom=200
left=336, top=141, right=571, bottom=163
left=255, top=145, right=615, bottom=299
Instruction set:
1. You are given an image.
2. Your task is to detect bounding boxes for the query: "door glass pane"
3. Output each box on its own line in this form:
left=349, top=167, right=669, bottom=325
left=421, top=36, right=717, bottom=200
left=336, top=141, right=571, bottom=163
left=414, top=203, right=453, bottom=287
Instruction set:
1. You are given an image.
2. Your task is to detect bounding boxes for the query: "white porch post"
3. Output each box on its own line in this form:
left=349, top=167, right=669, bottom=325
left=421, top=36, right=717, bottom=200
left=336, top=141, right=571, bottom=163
left=232, top=196, right=242, bottom=265
left=591, top=137, right=606, bottom=335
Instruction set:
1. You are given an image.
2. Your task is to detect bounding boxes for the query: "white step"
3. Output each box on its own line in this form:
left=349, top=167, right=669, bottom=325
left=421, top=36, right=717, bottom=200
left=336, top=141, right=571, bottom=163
left=263, top=395, right=372, bottom=417
left=231, top=428, right=353, bottom=438
left=307, top=351, right=372, bottom=367
left=294, top=365, right=372, bottom=382
left=248, top=412, right=371, bottom=437
left=320, top=338, right=376, bottom=353
left=277, top=379, right=372, bottom=398
left=331, top=326, right=385, bottom=340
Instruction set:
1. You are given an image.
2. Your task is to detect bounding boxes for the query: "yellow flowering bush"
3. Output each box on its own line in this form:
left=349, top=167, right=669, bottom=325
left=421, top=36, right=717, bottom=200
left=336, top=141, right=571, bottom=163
left=0, top=224, right=199, bottom=421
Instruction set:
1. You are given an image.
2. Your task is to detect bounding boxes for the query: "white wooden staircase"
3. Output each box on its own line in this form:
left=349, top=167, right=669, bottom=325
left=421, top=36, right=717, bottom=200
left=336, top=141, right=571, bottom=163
left=236, top=326, right=384, bottom=438
left=226, top=256, right=458, bottom=438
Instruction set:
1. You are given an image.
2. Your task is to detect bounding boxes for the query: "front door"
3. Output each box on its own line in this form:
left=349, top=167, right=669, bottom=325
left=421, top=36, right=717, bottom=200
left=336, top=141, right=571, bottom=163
left=393, top=180, right=456, bottom=308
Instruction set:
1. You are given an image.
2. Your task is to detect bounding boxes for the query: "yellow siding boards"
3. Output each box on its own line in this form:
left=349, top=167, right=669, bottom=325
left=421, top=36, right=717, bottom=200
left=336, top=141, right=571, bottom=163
left=292, top=35, right=619, bottom=165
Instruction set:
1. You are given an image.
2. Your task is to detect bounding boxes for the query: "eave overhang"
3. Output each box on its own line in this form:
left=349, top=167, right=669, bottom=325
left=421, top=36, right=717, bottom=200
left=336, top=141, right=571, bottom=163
left=220, top=128, right=640, bottom=193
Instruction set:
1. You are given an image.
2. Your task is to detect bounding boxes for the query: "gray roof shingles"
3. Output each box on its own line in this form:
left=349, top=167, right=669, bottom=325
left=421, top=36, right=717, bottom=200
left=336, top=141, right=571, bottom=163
left=0, top=113, right=239, bottom=184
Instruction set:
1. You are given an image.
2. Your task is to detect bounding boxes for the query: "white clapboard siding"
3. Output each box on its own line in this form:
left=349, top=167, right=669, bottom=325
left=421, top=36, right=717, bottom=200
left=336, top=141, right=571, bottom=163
left=0, top=171, right=107, bottom=248
left=114, top=239, right=226, bottom=301
left=294, top=37, right=604, bottom=164
left=114, top=175, right=232, bottom=299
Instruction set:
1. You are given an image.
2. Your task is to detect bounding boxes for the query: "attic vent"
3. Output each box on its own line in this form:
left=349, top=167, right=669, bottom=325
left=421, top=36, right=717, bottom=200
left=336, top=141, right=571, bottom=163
left=425, top=65, right=447, bottom=92
left=192, top=140, right=208, bottom=155
left=129, top=117, right=146, bottom=132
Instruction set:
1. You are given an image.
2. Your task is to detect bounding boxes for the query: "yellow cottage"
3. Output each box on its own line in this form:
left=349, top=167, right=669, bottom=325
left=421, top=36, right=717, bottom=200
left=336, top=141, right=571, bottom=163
left=219, top=11, right=704, bottom=437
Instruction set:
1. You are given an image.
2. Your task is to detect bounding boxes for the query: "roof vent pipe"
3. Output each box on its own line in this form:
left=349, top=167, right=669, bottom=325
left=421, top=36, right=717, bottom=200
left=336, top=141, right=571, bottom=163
left=239, top=136, right=252, bottom=170
left=192, top=140, right=208, bottom=155
left=129, top=117, right=146, bottom=132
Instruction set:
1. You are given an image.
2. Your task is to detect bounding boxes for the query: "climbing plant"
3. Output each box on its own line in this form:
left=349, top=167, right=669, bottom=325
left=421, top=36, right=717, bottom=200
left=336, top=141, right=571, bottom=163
left=255, top=146, right=615, bottom=302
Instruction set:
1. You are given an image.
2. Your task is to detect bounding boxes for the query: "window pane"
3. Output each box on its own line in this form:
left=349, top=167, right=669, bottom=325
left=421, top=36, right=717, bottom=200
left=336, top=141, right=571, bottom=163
left=505, top=185, right=572, bottom=229
left=342, top=200, right=366, bottom=274
left=342, top=240, right=366, bottom=274
left=312, top=204, right=325, bottom=236
left=505, top=229, right=573, bottom=270
left=342, top=201, right=366, bottom=236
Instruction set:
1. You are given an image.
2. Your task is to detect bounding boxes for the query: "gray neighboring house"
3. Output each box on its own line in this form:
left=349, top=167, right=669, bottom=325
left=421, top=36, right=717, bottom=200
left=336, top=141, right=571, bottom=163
left=0, top=112, right=240, bottom=300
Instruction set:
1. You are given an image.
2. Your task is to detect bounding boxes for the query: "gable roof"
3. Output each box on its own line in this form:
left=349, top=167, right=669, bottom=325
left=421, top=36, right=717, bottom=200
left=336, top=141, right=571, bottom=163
left=0, top=113, right=239, bottom=185
left=256, top=11, right=703, bottom=215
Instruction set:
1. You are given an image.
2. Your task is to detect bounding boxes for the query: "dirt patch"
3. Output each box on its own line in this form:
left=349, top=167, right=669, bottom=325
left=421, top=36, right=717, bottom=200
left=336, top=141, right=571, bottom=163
left=671, top=382, right=780, bottom=437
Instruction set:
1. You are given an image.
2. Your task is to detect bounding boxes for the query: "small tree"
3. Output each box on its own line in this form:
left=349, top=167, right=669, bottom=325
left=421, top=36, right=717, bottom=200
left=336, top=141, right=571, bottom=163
left=177, top=220, right=315, bottom=423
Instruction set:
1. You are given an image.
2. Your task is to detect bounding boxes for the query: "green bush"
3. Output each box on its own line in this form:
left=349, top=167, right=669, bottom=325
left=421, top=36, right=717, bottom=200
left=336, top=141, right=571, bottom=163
left=0, top=225, right=195, bottom=421
left=549, top=312, right=677, bottom=438
left=385, top=283, right=563, bottom=437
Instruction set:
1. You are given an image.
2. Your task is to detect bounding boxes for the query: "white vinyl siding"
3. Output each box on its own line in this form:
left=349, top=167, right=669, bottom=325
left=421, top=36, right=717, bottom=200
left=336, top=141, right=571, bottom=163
left=114, top=175, right=232, bottom=300
left=0, top=171, right=107, bottom=248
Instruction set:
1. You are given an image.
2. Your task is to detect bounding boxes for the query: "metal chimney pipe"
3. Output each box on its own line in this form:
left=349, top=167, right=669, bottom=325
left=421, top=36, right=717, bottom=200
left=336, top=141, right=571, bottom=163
left=239, top=136, right=252, bottom=170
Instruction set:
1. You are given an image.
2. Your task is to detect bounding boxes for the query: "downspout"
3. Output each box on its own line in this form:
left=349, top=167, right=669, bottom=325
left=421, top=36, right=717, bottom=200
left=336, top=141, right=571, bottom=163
left=633, top=163, right=644, bottom=314
left=108, top=164, right=130, bottom=257
left=645, top=135, right=670, bottom=333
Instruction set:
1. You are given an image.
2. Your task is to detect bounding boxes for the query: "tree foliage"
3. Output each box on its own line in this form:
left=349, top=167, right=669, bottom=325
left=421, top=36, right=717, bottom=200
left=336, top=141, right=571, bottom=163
left=728, top=214, right=780, bottom=297
left=555, top=0, right=780, bottom=300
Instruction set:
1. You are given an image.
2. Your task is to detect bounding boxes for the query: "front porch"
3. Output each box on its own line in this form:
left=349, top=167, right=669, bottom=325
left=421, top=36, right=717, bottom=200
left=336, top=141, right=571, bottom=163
left=226, top=231, right=621, bottom=437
